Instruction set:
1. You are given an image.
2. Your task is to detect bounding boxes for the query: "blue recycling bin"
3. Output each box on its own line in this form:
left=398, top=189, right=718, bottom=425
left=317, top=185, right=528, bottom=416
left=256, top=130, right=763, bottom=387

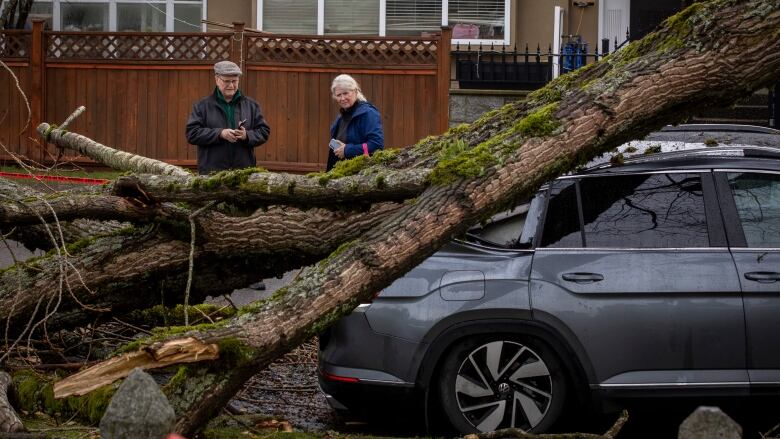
left=562, top=38, right=588, bottom=73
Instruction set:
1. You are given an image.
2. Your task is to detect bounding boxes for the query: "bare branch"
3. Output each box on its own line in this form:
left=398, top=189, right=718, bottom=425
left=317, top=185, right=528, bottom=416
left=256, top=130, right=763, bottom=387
left=37, top=123, right=191, bottom=178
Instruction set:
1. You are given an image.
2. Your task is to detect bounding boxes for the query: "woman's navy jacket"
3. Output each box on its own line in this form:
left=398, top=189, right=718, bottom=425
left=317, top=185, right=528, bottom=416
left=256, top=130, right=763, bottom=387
left=327, top=101, right=384, bottom=170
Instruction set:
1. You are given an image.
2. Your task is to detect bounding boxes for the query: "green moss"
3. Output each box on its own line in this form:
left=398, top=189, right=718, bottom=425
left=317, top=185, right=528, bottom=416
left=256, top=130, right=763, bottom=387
left=514, top=103, right=560, bottom=138
left=64, top=236, right=96, bottom=255
left=165, top=365, right=191, bottom=390
left=704, top=138, right=718, bottom=147
left=428, top=139, right=496, bottom=185
left=446, top=123, right=472, bottom=136
left=216, top=338, right=257, bottom=368
left=369, top=148, right=400, bottom=165
left=192, top=167, right=267, bottom=191
left=644, top=145, right=662, bottom=154
left=623, top=146, right=638, bottom=153
left=125, top=304, right=237, bottom=328
left=12, top=371, right=116, bottom=424
left=527, top=70, right=582, bottom=106
left=307, top=297, right=361, bottom=337
left=609, top=153, right=625, bottom=166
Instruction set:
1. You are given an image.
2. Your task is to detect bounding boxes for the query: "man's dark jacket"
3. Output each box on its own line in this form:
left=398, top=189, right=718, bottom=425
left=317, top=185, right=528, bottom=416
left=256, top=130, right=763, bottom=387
left=186, top=88, right=271, bottom=175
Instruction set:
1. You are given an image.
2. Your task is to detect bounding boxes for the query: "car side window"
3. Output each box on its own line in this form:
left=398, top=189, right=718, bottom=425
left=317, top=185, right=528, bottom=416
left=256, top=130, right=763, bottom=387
left=540, top=179, right=582, bottom=248
left=579, top=173, right=709, bottom=248
left=727, top=172, right=780, bottom=248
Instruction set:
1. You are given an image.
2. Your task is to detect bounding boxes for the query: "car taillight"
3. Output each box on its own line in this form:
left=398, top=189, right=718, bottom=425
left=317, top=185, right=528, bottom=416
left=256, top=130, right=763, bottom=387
left=322, top=371, right=360, bottom=383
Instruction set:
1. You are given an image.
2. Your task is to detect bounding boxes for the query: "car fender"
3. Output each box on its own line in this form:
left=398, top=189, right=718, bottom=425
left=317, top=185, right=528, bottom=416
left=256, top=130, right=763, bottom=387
left=413, top=313, right=596, bottom=405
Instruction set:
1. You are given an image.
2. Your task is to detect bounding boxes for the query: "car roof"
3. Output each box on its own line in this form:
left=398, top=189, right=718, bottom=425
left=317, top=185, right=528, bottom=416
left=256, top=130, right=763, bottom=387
left=577, top=124, right=780, bottom=175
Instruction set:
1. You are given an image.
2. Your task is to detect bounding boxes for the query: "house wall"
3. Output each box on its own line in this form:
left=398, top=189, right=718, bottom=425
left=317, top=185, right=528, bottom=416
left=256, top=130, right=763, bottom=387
left=513, top=1, right=598, bottom=51
left=207, top=0, right=253, bottom=29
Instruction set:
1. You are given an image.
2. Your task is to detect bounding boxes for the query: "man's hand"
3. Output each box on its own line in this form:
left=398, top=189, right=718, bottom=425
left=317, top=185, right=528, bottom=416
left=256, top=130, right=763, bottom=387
left=233, top=127, right=247, bottom=140
left=220, top=128, right=238, bottom=143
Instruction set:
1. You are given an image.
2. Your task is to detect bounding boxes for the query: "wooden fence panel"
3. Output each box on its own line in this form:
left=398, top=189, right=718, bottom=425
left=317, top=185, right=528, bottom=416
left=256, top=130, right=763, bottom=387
left=0, top=62, right=32, bottom=160
left=0, top=24, right=451, bottom=173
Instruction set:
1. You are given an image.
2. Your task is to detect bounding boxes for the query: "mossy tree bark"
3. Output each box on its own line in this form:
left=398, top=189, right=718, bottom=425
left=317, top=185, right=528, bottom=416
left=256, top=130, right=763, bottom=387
left=2, top=0, right=779, bottom=435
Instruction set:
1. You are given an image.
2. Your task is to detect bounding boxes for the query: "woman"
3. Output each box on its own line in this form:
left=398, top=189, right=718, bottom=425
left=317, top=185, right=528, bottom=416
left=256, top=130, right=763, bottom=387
left=327, top=74, right=384, bottom=171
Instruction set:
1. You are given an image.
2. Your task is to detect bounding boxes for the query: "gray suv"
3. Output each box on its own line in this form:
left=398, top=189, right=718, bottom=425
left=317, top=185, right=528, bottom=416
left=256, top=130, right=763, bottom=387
left=318, top=125, right=780, bottom=434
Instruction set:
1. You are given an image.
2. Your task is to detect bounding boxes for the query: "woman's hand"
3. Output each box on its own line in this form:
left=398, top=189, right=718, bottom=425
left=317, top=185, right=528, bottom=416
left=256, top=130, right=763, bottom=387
left=333, top=140, right=346, bottom=159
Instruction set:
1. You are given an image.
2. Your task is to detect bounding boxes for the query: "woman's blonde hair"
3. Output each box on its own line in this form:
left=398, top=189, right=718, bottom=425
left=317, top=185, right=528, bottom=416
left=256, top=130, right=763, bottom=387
left=331, top=74, right=367, bottom=102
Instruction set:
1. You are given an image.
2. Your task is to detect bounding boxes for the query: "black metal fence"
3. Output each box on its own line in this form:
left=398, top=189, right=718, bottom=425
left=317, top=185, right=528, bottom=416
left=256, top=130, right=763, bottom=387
left=453, top=37, right=627, bottom=90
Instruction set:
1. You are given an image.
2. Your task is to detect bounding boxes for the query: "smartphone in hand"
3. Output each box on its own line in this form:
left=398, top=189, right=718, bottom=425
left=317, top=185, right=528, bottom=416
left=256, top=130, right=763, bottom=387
left=329, top=139, right=341, bottom=150
left=237, top=119, right=247, bottom=129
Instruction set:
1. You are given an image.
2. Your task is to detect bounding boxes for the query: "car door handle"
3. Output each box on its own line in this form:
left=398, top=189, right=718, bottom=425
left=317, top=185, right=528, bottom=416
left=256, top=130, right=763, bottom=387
left=562, top=272, right=604, bottom=283
left=744, top=272, right=780, bottom=283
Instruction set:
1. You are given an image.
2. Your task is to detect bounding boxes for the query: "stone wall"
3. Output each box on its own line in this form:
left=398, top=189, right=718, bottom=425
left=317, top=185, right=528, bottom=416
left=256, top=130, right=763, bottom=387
left=448, top=89, right=530, bottom=127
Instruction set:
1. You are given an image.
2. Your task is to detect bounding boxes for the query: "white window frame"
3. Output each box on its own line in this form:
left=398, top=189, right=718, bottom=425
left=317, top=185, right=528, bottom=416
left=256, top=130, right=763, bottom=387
left=48, top=0, right=204, bottom=31
left=257, top=0, right=510, bottom=45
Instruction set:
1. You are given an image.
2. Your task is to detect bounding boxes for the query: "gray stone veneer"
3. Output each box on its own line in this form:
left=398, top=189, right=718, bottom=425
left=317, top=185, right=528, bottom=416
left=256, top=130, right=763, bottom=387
left=449, top=89, right=530, bottom=127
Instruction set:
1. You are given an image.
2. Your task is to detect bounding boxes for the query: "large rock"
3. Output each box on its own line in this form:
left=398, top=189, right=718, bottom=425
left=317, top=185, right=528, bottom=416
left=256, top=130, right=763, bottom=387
left=100, top=368, right=176, bottom=439
left=678, top=406, right=742, bottom=439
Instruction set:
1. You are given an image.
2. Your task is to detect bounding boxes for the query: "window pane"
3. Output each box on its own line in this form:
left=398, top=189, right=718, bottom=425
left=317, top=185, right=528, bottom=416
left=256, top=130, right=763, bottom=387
left=62, top=3, right=109, bottom=31
left=174, top=3, right=203, bottom=32
left=728, top=172, right=780, bottom=248
left=580, top=173, right=708, bottom=248
left=325, top=0, right=379, bottom=35
left=540, top=180, right=582, bottom=248
left=27, top=2, right=53, bottom=29
left=386, top=0, right=441, bottom=36
left=117, top=3, right=165, bottom=32
left=449, top=0, right=504, bottom=40
left=263, top=0, right=316, bottom=34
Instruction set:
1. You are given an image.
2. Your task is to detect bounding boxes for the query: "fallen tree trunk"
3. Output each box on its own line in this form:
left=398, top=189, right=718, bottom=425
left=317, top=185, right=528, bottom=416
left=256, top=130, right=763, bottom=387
left=3, top=0, right=780, bottom=435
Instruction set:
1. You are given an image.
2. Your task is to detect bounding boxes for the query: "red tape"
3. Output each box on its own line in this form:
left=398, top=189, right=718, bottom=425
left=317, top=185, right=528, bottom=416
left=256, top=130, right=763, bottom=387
left=0, top=171, right=109, bottom=185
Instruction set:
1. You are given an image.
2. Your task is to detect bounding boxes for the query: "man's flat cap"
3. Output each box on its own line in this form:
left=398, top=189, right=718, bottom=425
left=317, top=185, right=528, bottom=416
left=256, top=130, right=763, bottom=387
left=214, top=60, right=242, bottom=76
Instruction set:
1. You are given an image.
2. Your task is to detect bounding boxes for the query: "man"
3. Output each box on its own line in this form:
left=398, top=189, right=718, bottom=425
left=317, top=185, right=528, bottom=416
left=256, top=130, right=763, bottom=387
left=186, top=60, right=271, bottom=175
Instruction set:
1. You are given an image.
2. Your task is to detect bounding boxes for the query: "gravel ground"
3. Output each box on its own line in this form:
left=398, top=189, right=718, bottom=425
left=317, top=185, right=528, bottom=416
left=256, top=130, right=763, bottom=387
left=229, top=340, right=338, bottom=432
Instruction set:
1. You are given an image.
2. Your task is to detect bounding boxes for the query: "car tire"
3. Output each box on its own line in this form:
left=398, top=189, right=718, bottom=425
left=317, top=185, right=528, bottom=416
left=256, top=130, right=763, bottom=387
left=437, top=335, right=567, bottom=434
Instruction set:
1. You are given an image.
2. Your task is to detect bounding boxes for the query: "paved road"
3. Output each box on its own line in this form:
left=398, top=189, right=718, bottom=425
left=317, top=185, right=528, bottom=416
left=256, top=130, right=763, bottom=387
left=0, top=240, right=42, bottom=268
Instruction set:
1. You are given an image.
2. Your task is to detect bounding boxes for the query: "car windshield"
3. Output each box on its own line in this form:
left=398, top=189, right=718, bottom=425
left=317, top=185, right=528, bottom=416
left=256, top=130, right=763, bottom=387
left=464, top=192, right=545, bottom=249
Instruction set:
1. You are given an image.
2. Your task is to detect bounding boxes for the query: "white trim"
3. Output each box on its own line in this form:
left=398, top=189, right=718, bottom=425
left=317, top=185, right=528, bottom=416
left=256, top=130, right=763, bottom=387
left=51, top=0, right=206, bottom=32
left=256, top=0, right=262, bottom=31
left=448, top=0, right=512, bottom=46
left=108, top=1, right=116, bottom=31
left=379, top=0, right=385, bottom=36
left=201, top=0, right=207, bottom=31
left=316, top=0, right=324, bottom=35
left=165, top=1, right=174, bottom=32
left=552, top=5, right=562, bottom=79
left=503, top=0, right=509, bottom=45
left=53, top=0, right=61, bottom=30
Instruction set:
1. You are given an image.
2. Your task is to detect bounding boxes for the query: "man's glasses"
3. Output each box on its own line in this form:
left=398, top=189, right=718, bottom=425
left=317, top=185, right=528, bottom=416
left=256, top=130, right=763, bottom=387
left=217, top=76, right=239, bottom=86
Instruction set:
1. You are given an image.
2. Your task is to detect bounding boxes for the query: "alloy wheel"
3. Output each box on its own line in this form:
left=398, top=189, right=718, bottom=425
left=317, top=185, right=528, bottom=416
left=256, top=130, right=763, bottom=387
left=453, top=340, right=553, bottom=432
